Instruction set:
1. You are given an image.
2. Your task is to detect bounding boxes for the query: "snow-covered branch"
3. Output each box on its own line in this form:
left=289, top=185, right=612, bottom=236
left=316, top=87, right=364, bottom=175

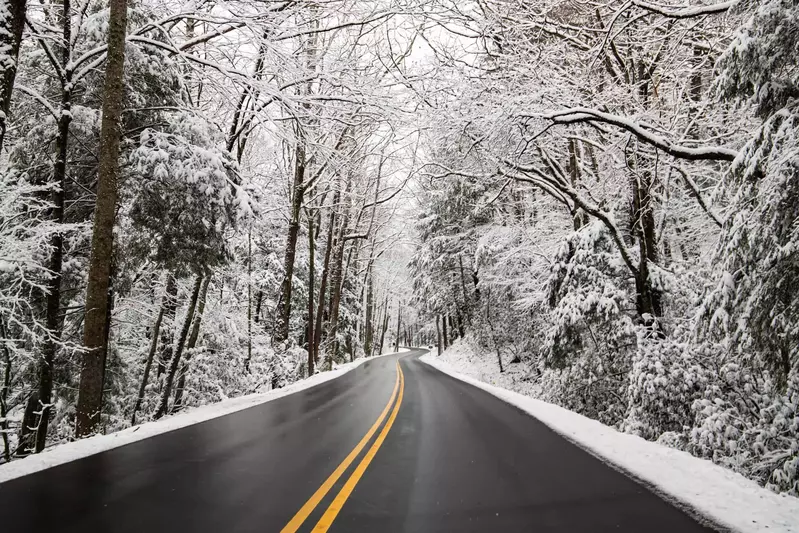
left=632, top=0, right=737, bottom=19
left=539, top=108, right=739, bottom=161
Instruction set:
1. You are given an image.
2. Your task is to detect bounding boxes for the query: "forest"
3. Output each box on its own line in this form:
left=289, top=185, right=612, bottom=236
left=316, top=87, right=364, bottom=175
left=0, top=0, right=796, bottom=498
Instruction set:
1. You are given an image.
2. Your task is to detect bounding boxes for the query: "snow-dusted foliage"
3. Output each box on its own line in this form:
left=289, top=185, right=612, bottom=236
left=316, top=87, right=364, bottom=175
left=0, top=0, right=416, bottom=462
left=0, top=0, right=793, bottom=504
left=412, top=0, right=799, bottom=497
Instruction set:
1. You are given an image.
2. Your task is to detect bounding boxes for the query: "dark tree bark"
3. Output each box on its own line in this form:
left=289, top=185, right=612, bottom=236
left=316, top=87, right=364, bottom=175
left=173, top=274, right=211, bottom=411
left=313, top=199, right=336, bottom=364
left=131, top=281, right=171, bottom=425
left=276, top=143, right=305, bottom=342
left=449, top=315, right=458, bottom=341
left=253, top=291, right=263, bottom=323
left=0, top=0, right=27, bottom=151
left=0, top=316, right=11, bottom=461
left=442, top=314, right=448, bottom=350
left=568, top=139, right=587, bottom=230
left=364, top=266, right=374, bottom=357
left=27, top=0, right=72, bottom=452
left=75, top=0, right=128, bottom=437
left=395, top=302, right=401, bottom=352
left=324, top=212, right=349, bottom=367
left=631, top=170, right=662, bottom=323
left=306, top=210, right=315, bottom=375
left=377, top=296, right=389, bottom=356
left=435, top=315, right=442, bottom=355
left=458, top=256, right=471, bottom=325
left=154, top=274, right=202, bottom=419
left=485, top=296, right=504, bottom=373
left=246, top=230, right=252, bottom=371
left=156, top=274, right=178, bottom=377
left=17, top=391, right=38, bottom=455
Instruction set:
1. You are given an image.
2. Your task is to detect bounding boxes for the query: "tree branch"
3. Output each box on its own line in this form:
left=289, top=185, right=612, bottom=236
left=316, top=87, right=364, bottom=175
left=540, top=108, right=738, bottom=161
left=632, top=0, right=737, bottom=19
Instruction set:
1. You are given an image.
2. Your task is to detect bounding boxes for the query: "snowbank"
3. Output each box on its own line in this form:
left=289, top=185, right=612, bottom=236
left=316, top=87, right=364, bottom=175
left=0, top=348, right=409, bottom=484
left=420, top=354, right=799, bottom=533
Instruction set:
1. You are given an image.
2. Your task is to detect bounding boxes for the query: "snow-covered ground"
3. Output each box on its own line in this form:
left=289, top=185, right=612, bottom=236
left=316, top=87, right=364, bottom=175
left=0, top=348, right=408, bottom=484
left=429, top=338, right=543, bottom=398
left=420, top=349, right=799, bottom=533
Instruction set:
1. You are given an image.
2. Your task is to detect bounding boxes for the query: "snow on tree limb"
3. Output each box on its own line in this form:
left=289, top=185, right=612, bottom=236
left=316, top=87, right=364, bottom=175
left=539, top=108, right=739, bottom=161
left=632, top=0, right=738, bottom=19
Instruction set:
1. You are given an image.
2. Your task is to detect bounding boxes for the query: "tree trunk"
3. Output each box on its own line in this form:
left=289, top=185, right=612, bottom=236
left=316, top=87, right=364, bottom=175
left=17, top=391, right=39, bottom=455
left=247, top=228, right=251, bottom=370
left=75, top=0, right=128, bottom=437
left=154, top=274, right=202, bottom=419
left=435, top=315, right=442, bottom=355
left=485, top=296, right=504, bottom=373
left=173, top=274, right=211, bottom=411
left=324, top=213, right=348, bottom=368
left=313, top=200, right=336, bottom=364
left=157, top=274, right=178, bottom=378
left=395, top=302, right=401, bottom=352
left=253, top=291, right=263, bottom=323
left=0, top=0, right=27, bottom=151
left=442, top=314, right=448, bottom=350
left=632, top=170, right=662, bottom=324
left=568, top=139, right=587, bottom=230
left=29, top=0, right=72, bottom=450
left=458, top=256, right=472, bottom=325
left=276, top=143, right=305, bottom=342
left=131, top=293, right=166, bottom=425
left=377, top=296, right=389, bottom=356
left=0, top=315, right=13, bottom=461
left=305, top=211, right=316, bottom=375
left=364, top=266, right=374, bottom=357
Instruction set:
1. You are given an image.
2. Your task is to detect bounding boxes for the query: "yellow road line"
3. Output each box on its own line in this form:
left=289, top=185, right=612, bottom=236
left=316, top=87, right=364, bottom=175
left=279, top=363, right=401, bottom=533
left=311, top=361, right=406, bottom=532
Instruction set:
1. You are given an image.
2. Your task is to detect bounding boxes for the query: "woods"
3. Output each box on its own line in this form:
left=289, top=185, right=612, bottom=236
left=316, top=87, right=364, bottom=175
left=0, top=0, right=416, bottom=459
left=411, top=0, right=799, bottom=496
left=0, top=0, right=797, bottom=501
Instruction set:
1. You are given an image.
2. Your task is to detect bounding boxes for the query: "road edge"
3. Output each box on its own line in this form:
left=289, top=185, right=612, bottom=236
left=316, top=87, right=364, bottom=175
left=419, top=354, right=799, bottom=533
left=0, top=349, right=410, bottom=484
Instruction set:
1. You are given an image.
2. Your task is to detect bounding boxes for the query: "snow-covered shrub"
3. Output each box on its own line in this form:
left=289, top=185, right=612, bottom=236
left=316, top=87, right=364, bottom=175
left=622, top=336, right=716, bottom=440
left=539, top=221, right=637, bottom=425
left=689, top=366, right=799, bottom=495
left=545, top=221, right=637, bottom=366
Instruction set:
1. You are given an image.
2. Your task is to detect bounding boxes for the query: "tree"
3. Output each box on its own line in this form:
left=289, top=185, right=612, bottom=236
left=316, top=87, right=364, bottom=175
left=0, top=0, right=27, bottom=151
left=75, top=0, right=128, bottom=437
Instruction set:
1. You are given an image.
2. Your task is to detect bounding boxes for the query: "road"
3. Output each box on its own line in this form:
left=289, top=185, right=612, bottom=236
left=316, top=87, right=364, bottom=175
left=0, top=349, right=716, bottom=532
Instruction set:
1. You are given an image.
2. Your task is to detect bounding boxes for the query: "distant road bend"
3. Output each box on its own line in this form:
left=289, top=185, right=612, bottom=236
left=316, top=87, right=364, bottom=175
left=1, top=349, right=717, bottom=532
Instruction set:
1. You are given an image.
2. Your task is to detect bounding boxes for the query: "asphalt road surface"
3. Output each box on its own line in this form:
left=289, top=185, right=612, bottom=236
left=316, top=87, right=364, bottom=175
left=0, top=349, right=717, bottom=532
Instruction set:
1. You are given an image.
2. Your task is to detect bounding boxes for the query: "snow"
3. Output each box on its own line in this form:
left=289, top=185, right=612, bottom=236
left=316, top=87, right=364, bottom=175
left=420, top=353, right=799, bottom=533
left=0, top=348, right=409, bottom=485
left=542, top=107, right=739, bottom=161
left=633, top=0, right=738, bottom=19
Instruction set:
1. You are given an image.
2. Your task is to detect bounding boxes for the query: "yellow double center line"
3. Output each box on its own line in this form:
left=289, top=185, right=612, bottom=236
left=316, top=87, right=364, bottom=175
left=280, top=360, right=405, bottom=533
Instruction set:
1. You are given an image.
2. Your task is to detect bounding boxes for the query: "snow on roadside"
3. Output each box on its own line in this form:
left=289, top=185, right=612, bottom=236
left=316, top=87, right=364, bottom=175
left=432, top=337, right=542, bottom=398
left=0, top=348, right=409, bottom=484
left=420, top=352, right=799, bottom=533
